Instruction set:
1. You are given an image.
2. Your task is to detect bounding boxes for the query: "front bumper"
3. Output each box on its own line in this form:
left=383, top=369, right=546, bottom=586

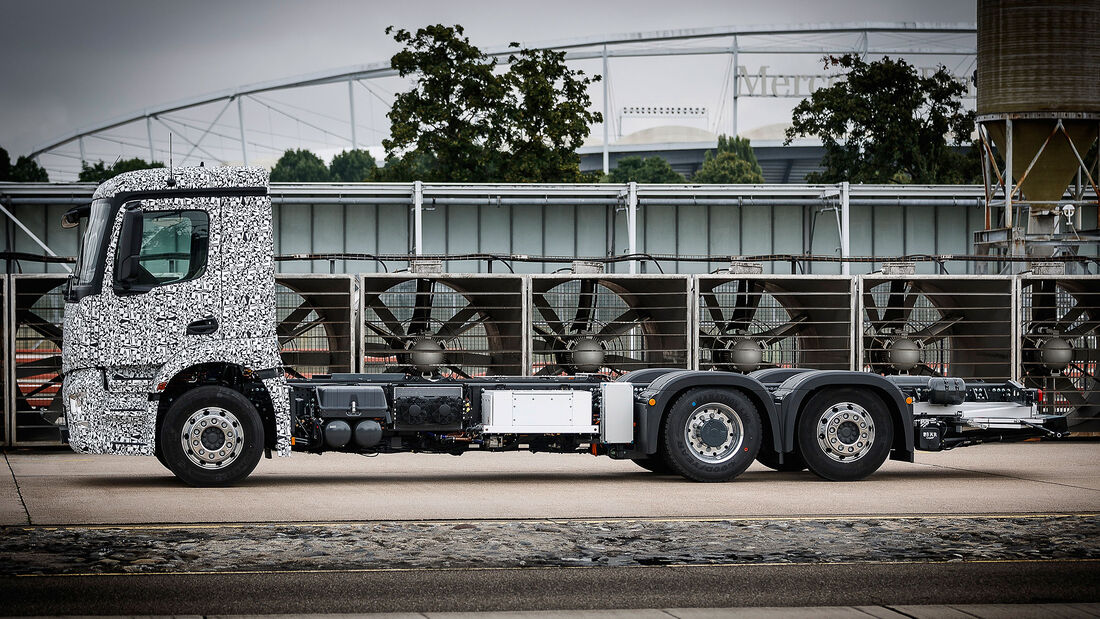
left=62, top=368, right=156, bottom=455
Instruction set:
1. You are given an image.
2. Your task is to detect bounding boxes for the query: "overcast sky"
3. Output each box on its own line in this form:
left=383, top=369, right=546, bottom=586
left=1, top=0, right=975, bottom=172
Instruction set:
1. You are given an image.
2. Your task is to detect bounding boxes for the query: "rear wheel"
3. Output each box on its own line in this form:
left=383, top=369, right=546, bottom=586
left=662, top=388, right=761, bottom=482
left=796, top=388, right=893, bottom=482
left=159, top=386, right=264, bottom=487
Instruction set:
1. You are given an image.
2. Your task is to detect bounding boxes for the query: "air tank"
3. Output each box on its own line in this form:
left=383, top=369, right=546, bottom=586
left=977, top=0, right=1099, bottom=217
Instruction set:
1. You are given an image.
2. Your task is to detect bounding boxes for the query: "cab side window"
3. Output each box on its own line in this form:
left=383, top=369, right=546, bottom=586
left=124, top=210, right=209, bottom=288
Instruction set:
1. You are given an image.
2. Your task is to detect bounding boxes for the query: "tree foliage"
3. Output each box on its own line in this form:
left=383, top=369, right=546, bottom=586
left=382, top=24, right=600, bottom=182
left=605, top=156, right=685, bottom=184
left=785, top=54, right=978, bottom=184
left=78, top=157, right=162, bottom=183
left=270, top=149, right=330, bottom=182
left=329, top=149, right=377, bottom=182
left=692, top=135, right=764, bottom=183
left=0, top=146, right=50, bottom=182
left=693, top=151, right=765, bottom=184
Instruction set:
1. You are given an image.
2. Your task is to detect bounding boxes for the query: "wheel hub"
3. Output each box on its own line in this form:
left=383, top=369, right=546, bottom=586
left=816, top=402, right=875, bottom=463
left=180, top=407, right=244, bottom=469
left=684, top=403, right=745, bottom=464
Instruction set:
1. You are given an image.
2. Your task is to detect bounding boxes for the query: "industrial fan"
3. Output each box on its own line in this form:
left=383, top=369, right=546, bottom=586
left=860, top=276, right=1013, bottom=379
left=275, top=276, right=354, bottom=378
left=1020, top=277, right=1099, bottom=428
left=698, top=278, right=807, bottom=372
left=530, top=275, right=689, bottom=376
left=361, top=275, right=523, bottom=377
left=12, top=275, right=68, bottom=444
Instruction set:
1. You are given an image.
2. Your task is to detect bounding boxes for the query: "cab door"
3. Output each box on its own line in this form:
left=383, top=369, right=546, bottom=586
left=104, top=195, right=222, bottom=369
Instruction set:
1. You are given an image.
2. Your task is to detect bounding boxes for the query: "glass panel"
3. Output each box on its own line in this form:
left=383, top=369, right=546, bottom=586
left=133, top=210, right=209, bottom=287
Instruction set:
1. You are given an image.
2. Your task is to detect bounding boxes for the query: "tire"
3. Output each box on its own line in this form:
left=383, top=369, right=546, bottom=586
left=154, top=447, right=170, bottom=471
left=158, top=385, right=265, bottom=487
left=796, top=388, right=893, bottom=482
left=631, top=456, right=674, bottom=475
left=756, top=446, right=807, bottom=472
left=661, top=388, right=762, bottom=482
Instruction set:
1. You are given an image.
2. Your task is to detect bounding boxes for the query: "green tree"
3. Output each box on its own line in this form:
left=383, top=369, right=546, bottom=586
left=693, top=151, right=765, bottom=184
left=384, top=24, right=505, bottom=182
left=605, top=156, right=685, bottom=184
left=329, top=149, right=377, bottom=182
left=270, top=149, right=330, bottom=182
left=78, top=157, right=163, bottom=183
left=382, top=24, right=601, bottom=182
left=497, top=46, right=601, bottom=182
left=717, top=135, right=762, bottom=169
left=785, top=54, right=978, bottom=184
left=0, top=146, right=50, bottom=182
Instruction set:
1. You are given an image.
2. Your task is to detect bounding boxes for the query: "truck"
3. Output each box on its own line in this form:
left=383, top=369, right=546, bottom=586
left=59, top=167, right=1068, bottom=486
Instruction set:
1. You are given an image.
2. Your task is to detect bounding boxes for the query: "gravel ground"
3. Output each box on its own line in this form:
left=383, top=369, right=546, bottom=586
left=2, top=514, right=1097, bottom=576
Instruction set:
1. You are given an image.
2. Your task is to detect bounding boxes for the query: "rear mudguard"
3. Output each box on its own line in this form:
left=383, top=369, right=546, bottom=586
left=637, top=370, right=782, bottom=456
left=773, top=370, right=914, bottom=462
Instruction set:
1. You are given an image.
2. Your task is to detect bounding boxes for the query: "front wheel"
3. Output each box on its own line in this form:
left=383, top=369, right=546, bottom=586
left=796, top=388, right=893, bottom=482
left=159, top=385, right=265, bottom=487
left=631, top=456, right=674, bottom=475
left=662, top=388, right=761, bottom=482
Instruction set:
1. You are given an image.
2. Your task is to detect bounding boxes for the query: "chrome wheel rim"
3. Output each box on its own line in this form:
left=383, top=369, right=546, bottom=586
left=180, top=407, right=244, bottom=469
left=816, top=402, right=875, bottom=463
left=684, top=402, right=744, bottom=464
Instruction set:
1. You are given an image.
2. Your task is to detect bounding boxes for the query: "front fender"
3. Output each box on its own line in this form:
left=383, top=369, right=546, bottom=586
left=639, top=370, right=781, bottom=455
left=773, top=370, right=914, bottom=462
left=150, top=338, right=292, bottom=456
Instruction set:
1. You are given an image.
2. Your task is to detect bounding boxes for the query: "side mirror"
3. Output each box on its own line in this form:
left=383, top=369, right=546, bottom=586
left=61, top=204, right=90, bottom=229
left=113, top=207, right=144, bottom=292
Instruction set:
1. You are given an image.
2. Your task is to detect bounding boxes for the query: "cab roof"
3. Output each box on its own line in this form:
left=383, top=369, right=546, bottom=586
left=91, top=166, right=268, bottom=200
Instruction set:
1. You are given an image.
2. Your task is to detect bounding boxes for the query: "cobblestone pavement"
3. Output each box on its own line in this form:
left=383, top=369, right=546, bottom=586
left=2, top=514, right=1097, bottom=576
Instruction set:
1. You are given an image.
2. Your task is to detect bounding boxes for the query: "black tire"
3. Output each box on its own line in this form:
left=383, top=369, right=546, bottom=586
left=756, top=445, right=807, bottom=472
left=661, top=388, right=762, bottom=482
left=158, top=385, right=264, bottom=487
left=796, top=388, right=893, bottom=482
left=631, top=456, right=674, bottom=475
left=154, top=447, right=170, bottom=471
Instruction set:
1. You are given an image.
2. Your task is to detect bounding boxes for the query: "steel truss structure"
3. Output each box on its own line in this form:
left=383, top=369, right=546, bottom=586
left=25, top=22, right=977, bottom=180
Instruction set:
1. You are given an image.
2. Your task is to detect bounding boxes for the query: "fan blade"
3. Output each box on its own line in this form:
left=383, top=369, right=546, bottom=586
left=20, top=375, right=63, bottom=399
left=757, top=314, right=809, bottom=346
left=917, top=363, right=942, bottom=377
left=1074, top=348, right=1096, bottom=362
left=1051, top=375, right=1088, bottom=408
left=597, top=308, right=647, bottom=339
left=533, top=323, right=567, bottom=346
left=1069, top=362, right=1097, bottom=382
left=278, top=316, right=326, bottom=346
left=535, top=365, right=561, bottom=376
left=1031, top=280, right=1058, bottom=325
left=409, top=279, right=434, bottom=335
left=362, top=320, right=404, bottom=347
left=863, top=289, right=881, bottom=324
left=730, top=280, right=763, bottom=331
left=532, top=294, right=565, bottom=334
left=277, top=301, right=314, bottom=341
left=882, top=280, right=909, bottom=324
left=16, top=310, right=63, bottom=348
left=361, top=342, right=398, bottom=356
left=702, top=292, right=729, bottom=333
left=571, top=279, right=598, bottom=333
left=446, top=366, right=472, bottom=379
left=363, top=295, right=406, bottom=339
left=1055, top=304, right=1087, bottom=332
left=1065, top=320, right=1098, bottom=339
left=910, top=315, right=962, bottom=343
left=436, top=305, right=482, bottom=340
left=16, top=356, right=62, bottom=379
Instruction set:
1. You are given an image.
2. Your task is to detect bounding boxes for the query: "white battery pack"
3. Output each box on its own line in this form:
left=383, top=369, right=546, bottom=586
left=600, top=382, right=635, bottom=444
left=480, top=390, right=597, bottom=434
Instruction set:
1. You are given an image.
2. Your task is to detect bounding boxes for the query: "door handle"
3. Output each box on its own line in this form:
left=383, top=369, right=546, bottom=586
left=186, top=316, right=219, bottom=336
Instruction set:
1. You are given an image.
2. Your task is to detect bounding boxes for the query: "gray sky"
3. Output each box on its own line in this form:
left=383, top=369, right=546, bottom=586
left=0, top=0, right=975, bottom=173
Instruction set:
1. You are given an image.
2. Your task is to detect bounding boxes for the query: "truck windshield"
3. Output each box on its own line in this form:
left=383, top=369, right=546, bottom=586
left=72, top=198, right=112, bottom=289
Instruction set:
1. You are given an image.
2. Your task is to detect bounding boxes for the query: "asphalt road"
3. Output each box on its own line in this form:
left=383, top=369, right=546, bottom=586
left=3, top=442, right=1099, bottom=525
left=3, top=560, right=1098, bottom=615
